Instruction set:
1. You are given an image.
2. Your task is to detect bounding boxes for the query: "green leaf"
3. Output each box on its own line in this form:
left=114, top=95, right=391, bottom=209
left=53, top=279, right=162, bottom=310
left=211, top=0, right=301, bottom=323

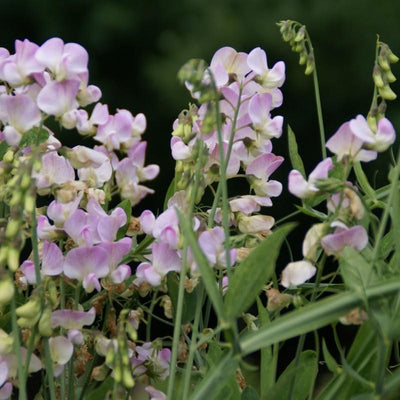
left=189, top=351, right=239, bottom=400
left=167, top=272, right=200, bottom=324
left=268, top=351, right=318, bottom=400
left=287, top=125, right=306, bottom=177
left=256, top=298, right=275, bottom=397
left=241, top=385, right=259, bottom=400
left=85, top=376, right=113, bottom=400
left=115, top=199, right=132, bottom=240
left=177, top=209, right=225, bottom=321
left=340, top=247, right=375, bottom=292
left=322, top=339, right=340, bottom=375
left=0, top=141, right=9, bottom=160
left=354, top=161, right=377, bottom=202
left=163, top=177, right=177, bottom=210
left=19, top=127, right=49, bottom=148
left=240, top=279, right=400, bottom=356
left=224, top=223, right=296, bottom=320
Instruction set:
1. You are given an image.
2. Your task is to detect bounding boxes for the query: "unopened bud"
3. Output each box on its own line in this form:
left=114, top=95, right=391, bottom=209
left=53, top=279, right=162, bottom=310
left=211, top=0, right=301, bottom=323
left=384, top=70, right=397, bottom=83
left=91, top=364, right=109, bottom=381
left=48, top=280, right=58, bottom=307
left=0, top=247, right=8, bottom=266
left=17, top=314, right=40, bottom=328
left=24, top=195, right=35, bottom=213
left=6, top=220, right=20, bottom=240
left=7, top=247, right=20, bottom=272
left=373, top=69, right=385, bottom=88
left=172, top=123, right=184, bottom=138
left=38, top=307, right=53, bottom=337
left=294, top=26, right=305, bottom=42
left=105, top=345, right=115, bottom=365
left=305, top=57, right=314, bottom=75
left=299, top=52, right=307, bottom=66
left=9, top=191, right=22, bottom=207
left=0, top=277, right=15, bottom=306
left=379, top=85, right=397, bottom=100
left=378, top=56, right=391, bottom=71
left=3, top=150, right=14, bottom=163
left=315, top=178, right=344, bottom=193
left=0, top=329, right=14, bottom=354
left=16, top=298, right=41, bottom=318
left=266, top=288, right=292, bottom=312
left=388, top=51, right=399, bottom=63
left=122, top=368, right=135, bottom=388
left=114, top=365, right=122, bottom=383
left=20, top=175, right=31, bottom=190
left=126, top=323, right=137, bottom=342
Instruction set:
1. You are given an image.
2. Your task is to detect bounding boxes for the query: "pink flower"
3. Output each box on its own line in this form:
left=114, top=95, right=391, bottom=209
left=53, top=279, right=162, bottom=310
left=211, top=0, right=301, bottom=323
left=0, top=94, right=41, bottom=145
left=229, top=195, right=273, bottom=214
left=0, top=39, right=43, bottom=86
left=209, top=47, right=250, bottom=87
left=248, top=93, right=283, bottom=139
left=32, top=151, right=75, bottom=189
left=288, top=157, right=333, bottom=199
left=281, top=260, right=316, bottom=288
left=350, top=114, right=395, bottom=153
left=198, top=226, right=236, bottom=267
left=35, top=37, right=88, bottom=81
left=145, top=386, right=167, bottom=400
left=247, top=47, right=285, bottom=88
left=51, top=307, right=96, bottom=330
left=321, top=222, right=368, bottom=256
left=63, top=246, right=109, bottom=292
left=326, top=121, right=377, bottom=162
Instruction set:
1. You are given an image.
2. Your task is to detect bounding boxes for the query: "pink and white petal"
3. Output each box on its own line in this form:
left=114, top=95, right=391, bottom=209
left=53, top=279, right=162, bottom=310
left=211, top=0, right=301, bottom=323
left=321, top=225, right=368, bottom=256
left=141, top=164, right=160, bottom=181
left=0, top=361, right=8, bottom=387
left=42, top=240, right=64, bottom=276
left=248, top=93, right=271, bottom=126
left=266, top=61, right=286, bottom=88
left=51, top=307, right=96, bottom=330
left=83, top=273, right=101, bottom=293
left=35, top=38, right=64, bottom=71
left=37, top=80, right=80, bottom=117
left=20, top=260, right=36, bottom=285
left=355, top=149, right=377, bottom=162
left=288, top=170, right=310, bottom=198
left=247, top=47, right=268, bottom=75
left=145, top=385, right=167, bottom=400
left=349, top=115, right=375, bottom=143
left=152, top=242, right=181, bottom=276
left=3, top=126, right=22, bottom=146
left=90, top=103, right=109, bottom=126
left=49, top=336, right=73, bottom=365
left=308, top=157, right=334, bottom=184
left=0, top=382, right=12, bottom=399
left=140, top=210, right=156, bottom=235
left=142, top=264, right=162, bottom=287
left=281, top=260, right=316, bottom=288
left=67, top=329, right=84, bottom=345
left=110, top=264, right=131, bottom=284
left=132, top=113, right=147, bottom=135
left=63, top=43, right=89, bottom=76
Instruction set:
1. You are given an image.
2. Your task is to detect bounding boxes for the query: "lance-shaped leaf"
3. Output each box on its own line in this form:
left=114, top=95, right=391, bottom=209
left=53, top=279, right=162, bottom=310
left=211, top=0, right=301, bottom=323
left=240, top=278, right=400, bottom=356
left=189, top=351, right=238, bottom=400
left=177, top=209, right=225, bottom=321
left=224, top=223, right=295, bottom=320
left=288, top=125, right=306, bottom=177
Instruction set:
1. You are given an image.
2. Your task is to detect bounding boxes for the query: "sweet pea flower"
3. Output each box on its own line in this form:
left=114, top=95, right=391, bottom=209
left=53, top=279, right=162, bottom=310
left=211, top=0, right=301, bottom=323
left=0, top=94, right=41, bottom=146
left=63, top=246, right=109, bottom=292
left=145, top=386, right=167, bottom=400
left=134, top=242, right=181, bottom=287
left=302, top=223, right=329, bottom=261
left=63, top=209, right=100, bottom=246
left=248, top=93, right=283, bottom=139
left=281, top=260, right=316, bottom=288
left=35, top=37, right=88, bottom=81
left=47, top=193, right=83, bottom=227
left=237, top=214, right=274, bottom=234
left=49, top=336, right=74, bottom=377
left=0, top=39, right=44, bottom=86
left=97, top=237, right=132, bottom=272
left=0, top=382, right=12, bottom=400
left=246, top=153, right=284, bottom=199
left=0, top=348, right=41, bottom=380
left=127, top=141, right=160, bottom=181
left=247, top=47, right=285, bottom=88
left=41, top=240, right=64, bottom=276
left=32, top=151, right=75, bottom=189
left=37, top=79, right=80, bottom=119
left=51, top=307, right=96, bottom=330
left=229, top=195, right=274, bottom=214
left=198, top=226, right=236, bottom=267
left=325, top=121, right=377, bottom=162
left=76, top=71, right=102, bottom=107
left=288, top=157, right=333, bottom=199
left=209, top=47, right=250, bottom=87
left=72, top=102, right=109, bottom=135
left=135, top=343, right=171, bottom=380
left=350, top=114, right=395, bottom=153
left=321, top=222, right=368, bottom=256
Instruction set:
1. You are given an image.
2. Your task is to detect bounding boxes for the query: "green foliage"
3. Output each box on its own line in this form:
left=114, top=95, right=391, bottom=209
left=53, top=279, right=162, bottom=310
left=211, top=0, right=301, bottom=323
left=224, top=223, right=296, bottom=320
left=115, top=199, right=132, bottom=240
left=287, top=125, right=306, bottom=177
left=19, top=127, right=49, bottom=148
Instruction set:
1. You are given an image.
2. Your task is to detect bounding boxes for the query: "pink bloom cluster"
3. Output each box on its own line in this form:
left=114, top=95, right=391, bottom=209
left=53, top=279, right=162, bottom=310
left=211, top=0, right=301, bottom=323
left=282, top=114, right=396, bottom=288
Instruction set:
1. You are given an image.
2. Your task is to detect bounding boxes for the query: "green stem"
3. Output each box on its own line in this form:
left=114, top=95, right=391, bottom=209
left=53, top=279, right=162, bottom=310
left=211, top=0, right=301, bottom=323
left=44, top=338, right=57, bottom=400
left=146, top=290, right=159, bottom=341
left=31, top=206, right=41, bottom=285
left=182, top=286, right=204, bottom=398
left=312, top=65, right=326, bottom=159
left=11, top=293, right=27, bottom=400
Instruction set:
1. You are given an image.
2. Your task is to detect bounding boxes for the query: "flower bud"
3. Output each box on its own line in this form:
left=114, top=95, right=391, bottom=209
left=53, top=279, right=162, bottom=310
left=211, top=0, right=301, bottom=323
left=24, top=195, right=35, bottom=213
left=7, top=247, right=20, bottom=272
left=266, top=288, right=292, bottom=312
left=373, top=70, right=385, bottom=88
left=17, top=314, right=40, bottom=328
left=92, top=364, right=109, bottom=381
left=379, top=85, right=397, bottom=100
left=9, top=191, right=22, bottom=207
left=388, top=51, right=399, bottom=63
left=305, top=57, right=314, bottom=75
left=378, top=56, right=391, bottom=71
left=114, top=365, right=122, bottom=383
left=20, top=174, right=31, bottom=190
left=38, top=307, right=53, bottom=337
left=16, top=298, right=41, bottom=318
left=0, top=247, right=8, bottom=266
left=299, top=51, right=307, bottom=66
left=48, top=280, right=58, bottom=306
left=3, top=150, right=14, bottom=163
left=0, top=329, right=13, bottom=354
left=294, top=26, right=305, bottom=42
left=0, top=277, right=15, bottom=306
left=126, top=323, right=137, bottom=342
left=384, top=70, right=397, bottom=83
left=122, top=368, right=135, bottom=388
left=105, top=345, right=115, bottom=365
left=5, top=220, right=20, bottom=240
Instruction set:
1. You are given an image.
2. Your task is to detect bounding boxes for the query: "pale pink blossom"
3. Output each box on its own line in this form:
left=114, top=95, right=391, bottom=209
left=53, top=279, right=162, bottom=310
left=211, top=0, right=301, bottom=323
left=281, top=260, right=316, bottom=288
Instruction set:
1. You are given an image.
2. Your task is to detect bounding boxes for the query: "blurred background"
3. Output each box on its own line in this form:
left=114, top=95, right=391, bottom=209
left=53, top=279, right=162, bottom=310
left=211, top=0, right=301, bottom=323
left=2, top=0, right=399, bottom=216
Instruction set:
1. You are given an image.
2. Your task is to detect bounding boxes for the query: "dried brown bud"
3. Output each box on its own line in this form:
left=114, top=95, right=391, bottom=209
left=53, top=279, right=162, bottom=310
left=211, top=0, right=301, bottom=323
left=339, top=308, right=368, bottom=325
left=266, top=288, right=292, bottom=312
left=126, top=217, right=143, bottom=236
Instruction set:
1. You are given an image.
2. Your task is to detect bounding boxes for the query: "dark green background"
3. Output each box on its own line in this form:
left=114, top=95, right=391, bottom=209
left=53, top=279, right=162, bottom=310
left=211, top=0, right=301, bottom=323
left=3, top=0, right=400, bottom=215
